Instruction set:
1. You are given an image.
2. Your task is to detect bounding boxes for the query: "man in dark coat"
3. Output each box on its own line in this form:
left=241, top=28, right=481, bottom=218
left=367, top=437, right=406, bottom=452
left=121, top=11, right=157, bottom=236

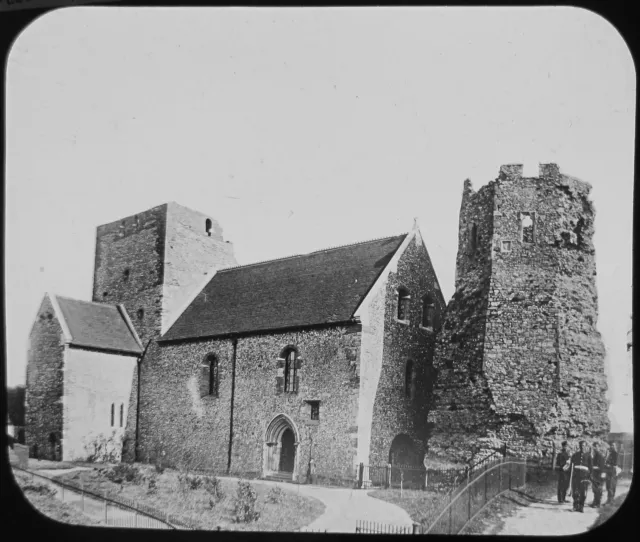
left=589, top=442, right=606, bottom=507
left=604, top=442, right=619, bottom=504
left=570, top=440, right=592, bottom=512
left=556, top=441, right=571, bottom=503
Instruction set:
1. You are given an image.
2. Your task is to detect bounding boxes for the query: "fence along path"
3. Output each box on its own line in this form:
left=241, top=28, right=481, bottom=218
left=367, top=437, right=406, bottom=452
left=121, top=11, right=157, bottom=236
left=425, top=458, right=527, bottom=535
left=13, top=466, right=178, bottom=530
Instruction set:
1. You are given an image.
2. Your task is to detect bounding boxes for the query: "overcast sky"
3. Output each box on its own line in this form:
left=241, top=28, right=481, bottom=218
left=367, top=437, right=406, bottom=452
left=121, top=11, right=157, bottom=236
left=5, top=7, right=634, bottom=431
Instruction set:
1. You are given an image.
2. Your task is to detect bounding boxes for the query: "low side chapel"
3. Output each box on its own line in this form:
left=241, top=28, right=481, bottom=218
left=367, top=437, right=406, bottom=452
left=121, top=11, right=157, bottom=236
left=25, top=201, right=444, bottom=483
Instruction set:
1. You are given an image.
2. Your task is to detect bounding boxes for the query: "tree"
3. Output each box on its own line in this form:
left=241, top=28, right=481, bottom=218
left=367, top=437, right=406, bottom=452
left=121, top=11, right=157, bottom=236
left=7, top=386, right=25, bottom=426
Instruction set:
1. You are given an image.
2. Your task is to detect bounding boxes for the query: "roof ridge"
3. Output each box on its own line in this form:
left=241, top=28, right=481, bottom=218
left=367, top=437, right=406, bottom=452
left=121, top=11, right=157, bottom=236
left=216, top=233, right=408, bottom=273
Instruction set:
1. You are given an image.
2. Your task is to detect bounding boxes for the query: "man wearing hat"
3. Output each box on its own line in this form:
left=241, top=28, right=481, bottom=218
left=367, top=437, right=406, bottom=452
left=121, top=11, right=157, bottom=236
left=604, top=442, right=620, bottom=504
left=589, top=442, right=606, bottom=507
left=556, top=441, right=571, bottom=503
left=570, top=440, right=592, bottom=512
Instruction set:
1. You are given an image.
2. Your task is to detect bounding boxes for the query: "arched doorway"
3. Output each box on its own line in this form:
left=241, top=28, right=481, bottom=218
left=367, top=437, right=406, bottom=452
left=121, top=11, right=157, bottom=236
left=388, top=434, right=421, bottom=488
left=389, top=434, right=418, bottom=466
left=263, top=414, right=300, bottom=480
left=279, top=428, right=295, bottom=472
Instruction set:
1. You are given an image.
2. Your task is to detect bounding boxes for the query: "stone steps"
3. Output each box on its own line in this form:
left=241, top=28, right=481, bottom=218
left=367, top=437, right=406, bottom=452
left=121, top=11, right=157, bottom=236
left=263, top=472, right=294, bottom=483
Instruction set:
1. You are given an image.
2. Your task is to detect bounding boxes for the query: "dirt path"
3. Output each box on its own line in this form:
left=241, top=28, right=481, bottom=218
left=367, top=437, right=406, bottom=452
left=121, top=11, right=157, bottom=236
left=488, top=479, right=632, bottom=536
left=219, top=476, right=414, bottom=533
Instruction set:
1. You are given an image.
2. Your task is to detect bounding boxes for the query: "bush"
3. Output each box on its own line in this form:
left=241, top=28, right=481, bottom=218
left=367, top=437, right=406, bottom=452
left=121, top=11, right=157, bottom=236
left=84, top=433, right=123, bottom=463
left=232, top=480, right=260, bottom=523
left=104, top=464, right=143, bottom=485
left=202, top=475, right=224, bottom=503
left=147, top=473, right=158, bottom=494
left=20, top=478, right=58, bottom=497
left=266, top=486, right=284, bottom=504
left=178, top=472, right=204, bottom=492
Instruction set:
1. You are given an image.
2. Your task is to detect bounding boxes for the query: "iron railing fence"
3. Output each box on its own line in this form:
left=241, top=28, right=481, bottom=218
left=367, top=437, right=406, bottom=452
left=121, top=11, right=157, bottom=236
left=355, top=520, right=419, bottom=534
left=424, top=458, right=528, bottom=535
left=13, top=466, right=187, bottom=530
left=355, top=462, right=466, bottom=491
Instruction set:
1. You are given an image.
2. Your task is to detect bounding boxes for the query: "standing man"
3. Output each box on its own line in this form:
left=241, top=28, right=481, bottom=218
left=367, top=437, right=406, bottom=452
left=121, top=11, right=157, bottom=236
left=570, top=440, right=592, bottom=512
left=556, top=441, right=571, bottom=503
left=590, top=442, right=606, bottom=507
left=604, top=442, right=620, bottom=504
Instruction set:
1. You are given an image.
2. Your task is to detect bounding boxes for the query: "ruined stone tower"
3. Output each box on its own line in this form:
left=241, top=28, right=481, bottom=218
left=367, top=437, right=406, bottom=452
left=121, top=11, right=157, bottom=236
left=427, top=163, right=609, bottom=460
left=92, top=202, right=237, bottom=342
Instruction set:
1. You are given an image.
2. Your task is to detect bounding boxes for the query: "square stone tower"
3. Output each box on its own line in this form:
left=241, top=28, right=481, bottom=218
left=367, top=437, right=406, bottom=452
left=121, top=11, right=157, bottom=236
left=427, top=164, right=609, bottom=460
left=92, top=202, right=237, bottom=342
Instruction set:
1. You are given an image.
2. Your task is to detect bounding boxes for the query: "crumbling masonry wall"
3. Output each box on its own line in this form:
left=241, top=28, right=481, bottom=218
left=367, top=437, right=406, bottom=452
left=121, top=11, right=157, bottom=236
left=428, top=164, right=609, bottom=461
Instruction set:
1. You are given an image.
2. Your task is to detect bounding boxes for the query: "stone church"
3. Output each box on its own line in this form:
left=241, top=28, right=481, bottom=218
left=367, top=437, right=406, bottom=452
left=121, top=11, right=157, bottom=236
left=25, top=163, right=610, bottom=480
left=26, top=202, right=445, bottom=482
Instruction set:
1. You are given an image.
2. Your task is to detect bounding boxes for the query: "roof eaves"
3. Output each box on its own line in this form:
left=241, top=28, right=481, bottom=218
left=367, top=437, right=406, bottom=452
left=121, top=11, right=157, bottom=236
left=159, top=319, right=359, bottom=345
left=67, top=343, right=142, bottom=356
left=48, top=293, right=73, bottom=344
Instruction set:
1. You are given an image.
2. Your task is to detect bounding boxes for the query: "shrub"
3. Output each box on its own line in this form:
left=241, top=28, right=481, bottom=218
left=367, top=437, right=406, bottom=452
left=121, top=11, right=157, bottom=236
left=266, top=486, right=284, bottom=504
left=20, top=478, right=58, bottom=497
left=147, top=473, right=158, bottom=494
left=232, top=480, right=260, bottom=523
left=104, top=464, right=143, bottom=485
left=202, top=475, right=224, bottom=503
left=177, top=472, right=204, bottom=492
left=84, top=433, right=122, bottom=463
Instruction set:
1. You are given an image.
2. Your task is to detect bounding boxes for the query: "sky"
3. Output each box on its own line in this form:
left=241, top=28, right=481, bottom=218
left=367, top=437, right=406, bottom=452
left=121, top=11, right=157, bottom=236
left=5, top=6, right=634, bottom=431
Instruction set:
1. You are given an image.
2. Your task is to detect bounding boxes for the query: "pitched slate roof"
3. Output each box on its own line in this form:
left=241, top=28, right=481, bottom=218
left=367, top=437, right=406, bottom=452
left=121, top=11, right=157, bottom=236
left=54, top=296, right=143, bottom=355
left=161, top=234, right=408, bottom=341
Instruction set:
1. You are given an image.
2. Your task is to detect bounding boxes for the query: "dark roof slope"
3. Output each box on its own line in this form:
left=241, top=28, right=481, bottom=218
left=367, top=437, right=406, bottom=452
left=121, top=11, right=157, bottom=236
left=162, top=234, right=408, bottom=341
left=55, top=296, right=142, bottom=354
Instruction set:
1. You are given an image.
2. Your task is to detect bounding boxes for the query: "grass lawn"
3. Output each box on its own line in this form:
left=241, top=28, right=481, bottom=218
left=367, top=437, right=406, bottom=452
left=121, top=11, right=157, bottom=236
left=14, top=470, right=101, bottom=526
left=54, top=464, right=325, bottom=531
left=368, top=488, right=450, bottom=529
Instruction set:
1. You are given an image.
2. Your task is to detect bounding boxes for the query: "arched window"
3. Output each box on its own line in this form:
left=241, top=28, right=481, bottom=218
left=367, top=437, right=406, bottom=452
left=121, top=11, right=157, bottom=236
left=137, top=308, right=144, bottom=321
left=119, top=404, right=124, bottom=427
left=520, top=212, right=535, bottom=243
left=422, top=294, right=435, bottom=329
left=201, top=354, right=219, bottom=397
left=110, top=403, right=115, bottom=427
left=397, top=288, right=410, bottom=321
left=205, top=219, right=212, bottom=236
left=123, top=268, right=130, bottom=281
left=284, top=349, right=298, bottom=393
left=405, top=360, right=414, bottom=399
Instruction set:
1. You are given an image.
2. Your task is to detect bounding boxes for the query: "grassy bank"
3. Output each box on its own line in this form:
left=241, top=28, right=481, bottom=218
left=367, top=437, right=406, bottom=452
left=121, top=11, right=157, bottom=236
left=368, top=488, right=450, bottom=529
left=14, top=470, right=101, bottom=526
left=54, top=464, right=324, bottom=531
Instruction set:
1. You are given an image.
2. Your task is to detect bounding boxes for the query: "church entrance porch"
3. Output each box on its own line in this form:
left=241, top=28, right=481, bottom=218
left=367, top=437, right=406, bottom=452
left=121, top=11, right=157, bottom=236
left=263, top=414, right=300, bottom=482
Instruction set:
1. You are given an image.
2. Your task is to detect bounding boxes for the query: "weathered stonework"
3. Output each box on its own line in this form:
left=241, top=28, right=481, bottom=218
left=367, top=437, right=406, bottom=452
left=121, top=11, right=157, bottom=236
left=428, top=164, right=610, bottom=461
left=134, top=228, right=443, bottom=480
left=92, top=203, right=237, bottom=342
left=25, top=295, right=65, bottom=459
left=367, top=232, right=445, bottom=465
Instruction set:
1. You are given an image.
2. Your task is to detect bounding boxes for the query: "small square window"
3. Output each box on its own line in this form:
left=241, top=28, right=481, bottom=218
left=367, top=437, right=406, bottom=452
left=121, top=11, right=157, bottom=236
left=501, top=240, right=512, bottom=252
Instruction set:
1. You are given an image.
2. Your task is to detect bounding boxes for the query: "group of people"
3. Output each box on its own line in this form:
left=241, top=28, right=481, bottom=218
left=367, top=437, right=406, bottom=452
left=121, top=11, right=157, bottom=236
left=555, top=440, right=620, bottom=512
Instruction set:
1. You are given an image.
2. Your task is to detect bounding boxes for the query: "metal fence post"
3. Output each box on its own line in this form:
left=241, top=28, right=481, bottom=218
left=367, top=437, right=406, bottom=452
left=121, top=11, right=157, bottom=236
left=467, top=467, right=471, bottom=523
left=104, top=491, right=108, bottom=523
left=81, top=479, right=84, bottom=511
